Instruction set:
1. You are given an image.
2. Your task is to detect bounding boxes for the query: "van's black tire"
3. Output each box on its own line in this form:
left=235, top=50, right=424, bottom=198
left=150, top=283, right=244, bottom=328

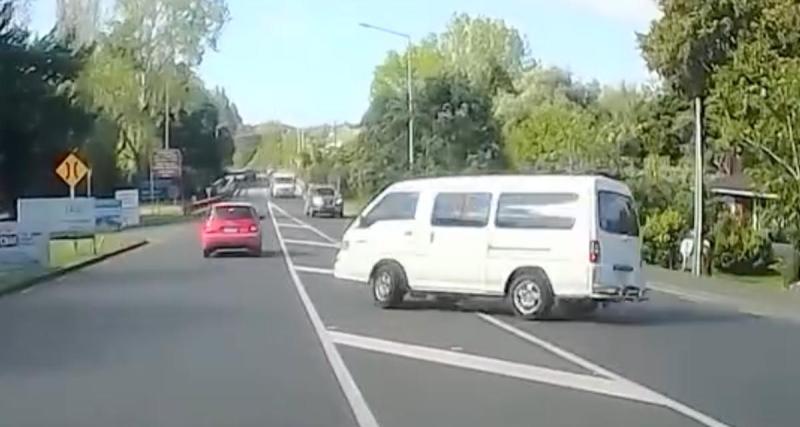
left=507, top=271, right=554, bottom=320
left=370, top=262, right=407, bottom=309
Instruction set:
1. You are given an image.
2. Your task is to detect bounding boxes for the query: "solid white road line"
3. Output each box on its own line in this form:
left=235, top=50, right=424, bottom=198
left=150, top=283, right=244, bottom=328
left=20, top=287, right=33, bottom=294
left=478, top=313, right=730, bottom=427
left=269, top=203, right=307, bottom=226
left=268, top=202, right=379, bottom=427
left=270, top=203, right=339, bottom=244
left=329, top=331, right=661, bottom=406
left=277, top=223, right=309, bottom=229
left=283, top=239, right=340, bottom=249
left=294, top=266, right=335, bottom=276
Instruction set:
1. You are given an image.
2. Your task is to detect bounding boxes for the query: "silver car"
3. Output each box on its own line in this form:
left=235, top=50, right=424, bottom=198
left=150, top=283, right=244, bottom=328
left=304, top=185, right=344, bottom=218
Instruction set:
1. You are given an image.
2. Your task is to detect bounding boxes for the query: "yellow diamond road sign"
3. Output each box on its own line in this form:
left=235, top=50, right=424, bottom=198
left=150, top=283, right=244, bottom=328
left=55, top=153, right=89, bottom=188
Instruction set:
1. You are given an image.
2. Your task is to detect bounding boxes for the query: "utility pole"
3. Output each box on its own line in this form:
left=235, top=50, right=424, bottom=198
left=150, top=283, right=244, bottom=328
left=359, top=22, right=414, bottom=171
left=333, top=121, right=338, bottom=147
left=692, top=96, right=704, bottom=276
left=164, top=79, right=170, bottom=149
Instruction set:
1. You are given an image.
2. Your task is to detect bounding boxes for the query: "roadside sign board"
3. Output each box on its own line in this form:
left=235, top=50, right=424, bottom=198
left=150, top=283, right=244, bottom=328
left=95, top=199, right=123, bottom=231
left=114, top=189, right=140, bottom=227
left=17, top=197, right=95, bottom=236
left=55, top=153, right=89, bottom=190
left=0, top=222, right=48, bottom=267
left=152, top=149, right=182, bottom=178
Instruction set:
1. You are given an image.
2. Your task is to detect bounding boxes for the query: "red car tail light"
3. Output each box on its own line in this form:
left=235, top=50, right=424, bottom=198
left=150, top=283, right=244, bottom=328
left=248, top=224, right=259, bottom=233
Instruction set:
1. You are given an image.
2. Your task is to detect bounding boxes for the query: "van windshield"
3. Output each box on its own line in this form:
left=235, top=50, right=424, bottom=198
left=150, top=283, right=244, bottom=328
left=598, top=191, right=639, bottom=236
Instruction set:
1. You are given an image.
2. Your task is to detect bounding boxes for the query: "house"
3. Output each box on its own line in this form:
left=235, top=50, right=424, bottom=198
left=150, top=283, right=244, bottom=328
left=710, top=152, right=777, bottom=230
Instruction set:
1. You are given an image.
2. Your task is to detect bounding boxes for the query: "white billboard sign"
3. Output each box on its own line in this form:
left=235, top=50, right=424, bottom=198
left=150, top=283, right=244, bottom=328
left=17, top=197, right=96, bottom=236
left=114, top=189, right=140, bottom=227
left=95, top=199, right=123, bottom=231
left=0, top=221, right=49, bottom=267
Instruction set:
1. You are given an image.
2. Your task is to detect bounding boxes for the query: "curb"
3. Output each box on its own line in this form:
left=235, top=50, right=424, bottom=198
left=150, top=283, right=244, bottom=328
left=0, top=240, right=149, bottom=298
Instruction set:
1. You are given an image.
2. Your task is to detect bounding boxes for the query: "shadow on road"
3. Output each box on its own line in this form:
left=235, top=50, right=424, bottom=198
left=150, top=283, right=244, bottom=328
left=211, top=250, right=279, bottom=259
left=392, top=296, right=748, bottom=326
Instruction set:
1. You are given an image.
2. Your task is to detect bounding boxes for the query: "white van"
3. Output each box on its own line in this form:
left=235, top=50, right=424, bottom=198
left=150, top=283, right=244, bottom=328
left=334, top=175, right=647, bottom=320
left=271, top=172, right=297, bottom=198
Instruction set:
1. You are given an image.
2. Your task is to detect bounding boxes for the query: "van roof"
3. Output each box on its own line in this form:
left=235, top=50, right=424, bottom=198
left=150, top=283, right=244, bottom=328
left=388, top=174, right=631, bottom=195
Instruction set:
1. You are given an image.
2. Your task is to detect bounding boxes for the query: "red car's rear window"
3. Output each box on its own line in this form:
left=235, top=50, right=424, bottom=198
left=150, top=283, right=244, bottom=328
left=213, top=206, right=255, bottom=220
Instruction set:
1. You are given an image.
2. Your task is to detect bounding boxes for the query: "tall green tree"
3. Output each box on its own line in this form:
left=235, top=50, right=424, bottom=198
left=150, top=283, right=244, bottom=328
left=0, top=2, right=94, bottom=206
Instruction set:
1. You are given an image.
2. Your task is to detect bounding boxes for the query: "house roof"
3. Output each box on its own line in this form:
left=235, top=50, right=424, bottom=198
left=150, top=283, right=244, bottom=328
left=710, top=173, right=778, bottom=199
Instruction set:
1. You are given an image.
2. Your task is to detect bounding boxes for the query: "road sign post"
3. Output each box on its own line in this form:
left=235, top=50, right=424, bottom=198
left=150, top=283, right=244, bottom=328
left=55, top=153, right=89, bottom=199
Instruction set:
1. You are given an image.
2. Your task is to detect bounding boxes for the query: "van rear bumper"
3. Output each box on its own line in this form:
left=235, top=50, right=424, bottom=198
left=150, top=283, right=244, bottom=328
left=591, top=285, right=649, bottom=302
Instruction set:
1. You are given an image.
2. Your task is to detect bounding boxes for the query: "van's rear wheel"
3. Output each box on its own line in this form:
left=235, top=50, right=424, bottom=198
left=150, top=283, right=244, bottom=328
left=507, top=272, right=554, bottom=320
left=371, top=262, right=406, bottom=309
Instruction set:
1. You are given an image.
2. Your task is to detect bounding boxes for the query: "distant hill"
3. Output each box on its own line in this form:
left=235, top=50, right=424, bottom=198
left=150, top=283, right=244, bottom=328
left=233, top=121, right=361, bottom=168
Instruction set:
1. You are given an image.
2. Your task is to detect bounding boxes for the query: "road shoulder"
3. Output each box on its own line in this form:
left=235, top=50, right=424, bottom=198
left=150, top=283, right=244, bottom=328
left=646, top=265, right=800, bottom=323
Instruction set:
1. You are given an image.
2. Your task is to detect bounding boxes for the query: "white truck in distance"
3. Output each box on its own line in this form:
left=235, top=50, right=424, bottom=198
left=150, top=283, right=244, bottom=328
left=270, top=172, right=297, bottom=198
left=334, top=174, right=647, bottom=320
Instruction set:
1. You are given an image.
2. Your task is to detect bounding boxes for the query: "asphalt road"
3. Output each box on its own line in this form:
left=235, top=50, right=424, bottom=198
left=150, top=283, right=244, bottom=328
left=1, top=185, right=799, bottom=427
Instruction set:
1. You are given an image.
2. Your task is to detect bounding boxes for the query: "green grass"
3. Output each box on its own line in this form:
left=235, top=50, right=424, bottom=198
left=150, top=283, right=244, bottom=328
left=0, top=234, right=144, bottom=294
left=344, top=197, right=368, bottom=217
left=713, top=269, right=787, bottom=292
left=140, top=203, right=184, bottom=217
left=138, top=202, right=206, bottom=227
left=49, top=234, right=137, bottom=268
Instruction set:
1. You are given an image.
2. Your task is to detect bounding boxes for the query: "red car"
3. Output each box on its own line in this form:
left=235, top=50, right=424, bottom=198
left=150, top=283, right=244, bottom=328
left=201, top=202, right=264, bottom=258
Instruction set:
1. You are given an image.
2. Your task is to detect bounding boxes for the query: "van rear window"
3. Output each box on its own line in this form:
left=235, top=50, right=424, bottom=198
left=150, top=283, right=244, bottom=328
left=598, top=191, right=639, bottom=236
left=495, top=193, right=578, bottom=229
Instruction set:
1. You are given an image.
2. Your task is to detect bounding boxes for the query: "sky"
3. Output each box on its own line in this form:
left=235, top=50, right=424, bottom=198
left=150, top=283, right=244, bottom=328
left=28, top=0, right=661, bottom=127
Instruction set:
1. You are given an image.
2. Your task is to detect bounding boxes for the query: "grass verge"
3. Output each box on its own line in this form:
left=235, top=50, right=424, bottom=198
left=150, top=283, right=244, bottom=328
left=343, top=197, right=368, bottom=217
left=0, top=235, right=147, bottom=296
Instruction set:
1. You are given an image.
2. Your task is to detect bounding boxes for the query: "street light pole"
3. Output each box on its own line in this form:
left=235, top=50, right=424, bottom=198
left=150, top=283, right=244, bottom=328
left=359, top=22, right=414, bottom=171
left=405, top=39, right=414, bottom=170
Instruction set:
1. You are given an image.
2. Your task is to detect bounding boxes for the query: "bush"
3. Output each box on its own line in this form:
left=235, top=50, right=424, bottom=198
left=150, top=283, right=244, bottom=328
left=642, top=208, right=688, bottom=268
left=712, top=213, right=774, bottom=274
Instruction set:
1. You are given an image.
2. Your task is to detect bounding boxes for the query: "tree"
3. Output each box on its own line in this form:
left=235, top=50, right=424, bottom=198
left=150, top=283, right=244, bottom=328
left=439, top=13, right=530, bottom=95
left=0, top=2, right=95, bottom=207
left=502, top=100, right=599, bottom=172
left=710, top=37, right=800, bottom=245
left=639, top=0, right=758, bottom=98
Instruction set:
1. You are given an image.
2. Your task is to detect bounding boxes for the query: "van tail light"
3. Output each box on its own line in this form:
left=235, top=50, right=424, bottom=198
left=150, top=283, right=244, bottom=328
left=589, top=240, right=601, bottom=264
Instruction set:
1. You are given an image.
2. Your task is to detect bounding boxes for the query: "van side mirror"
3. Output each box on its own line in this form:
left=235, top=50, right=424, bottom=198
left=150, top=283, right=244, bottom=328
left=357, top=215, right=369, bottom=228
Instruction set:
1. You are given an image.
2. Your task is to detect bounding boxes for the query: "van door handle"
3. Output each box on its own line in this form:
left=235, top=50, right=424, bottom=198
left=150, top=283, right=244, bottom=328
left=430, top=231, right=435, bottom=243
left=403, top=230, right=413, bottom=236
left=355, top=239, right=367, bottom=244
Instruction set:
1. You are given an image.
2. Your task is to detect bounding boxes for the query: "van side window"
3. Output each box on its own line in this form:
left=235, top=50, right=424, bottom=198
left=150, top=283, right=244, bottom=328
left=598, top=191, right=640, bottom=236
left=431, top=193, right=492, bottom=227
left=362, top=192, right=419, bottom=227
left=495, top=193, right=578, bottom=229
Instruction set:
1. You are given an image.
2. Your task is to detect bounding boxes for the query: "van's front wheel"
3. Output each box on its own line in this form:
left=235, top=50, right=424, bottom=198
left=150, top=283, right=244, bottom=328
left=508, top=272, right=554, bottom=320
left=371, top=262, right=406, bottom=309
